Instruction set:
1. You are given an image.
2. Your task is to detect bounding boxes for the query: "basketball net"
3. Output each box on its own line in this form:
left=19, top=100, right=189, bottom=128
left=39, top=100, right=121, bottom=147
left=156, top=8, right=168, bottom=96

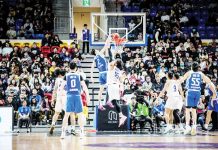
left=111, top=33, right=126, bottom=54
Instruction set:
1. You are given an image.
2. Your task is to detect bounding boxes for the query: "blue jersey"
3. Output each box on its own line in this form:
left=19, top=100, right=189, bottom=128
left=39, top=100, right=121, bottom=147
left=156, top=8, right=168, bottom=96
left=94, top=55, right=108, bottom=72
left=65, top=72, right=81, bottom=95
left=186, top=71, right=202, bottom=91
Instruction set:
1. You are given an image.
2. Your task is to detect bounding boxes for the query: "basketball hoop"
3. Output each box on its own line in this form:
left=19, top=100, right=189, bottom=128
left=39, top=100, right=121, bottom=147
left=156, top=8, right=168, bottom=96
left=111, top=33, right=126, bottom=53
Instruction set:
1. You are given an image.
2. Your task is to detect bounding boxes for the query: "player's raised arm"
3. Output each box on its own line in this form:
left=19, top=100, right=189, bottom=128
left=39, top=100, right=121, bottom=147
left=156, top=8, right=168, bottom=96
left=100, top=36, right=111, bottom=55
left=202, top=74, right=217, bottom=99
left=179, top=71, right=190, bottom=83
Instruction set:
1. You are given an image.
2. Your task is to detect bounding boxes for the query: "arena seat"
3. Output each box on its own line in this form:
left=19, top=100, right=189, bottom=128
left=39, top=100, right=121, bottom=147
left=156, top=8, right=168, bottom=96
left=41, top=46, right=51, bottom=58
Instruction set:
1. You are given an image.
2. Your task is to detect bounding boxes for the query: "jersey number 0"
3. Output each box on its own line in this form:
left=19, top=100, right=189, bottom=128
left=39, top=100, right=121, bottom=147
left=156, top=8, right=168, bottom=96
left=71, top=79, right=76, bottom=88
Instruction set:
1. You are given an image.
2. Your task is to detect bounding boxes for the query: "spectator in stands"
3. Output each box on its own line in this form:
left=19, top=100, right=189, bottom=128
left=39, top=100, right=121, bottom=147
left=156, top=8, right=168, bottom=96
left=5, top=95, right=20, bottom=111
left=31, top=42, right=40, bottom=58
left=23, top=19, right=34, bottom=38
left=41, top=33, right=51, bottom=46
left=179, top=14, right=189, bottom=25
left=49, top=61, right=56, bottom=75
left=152, top=99, right=165, bottom=131
left=29, top=88, right=42, bottom=105
left=128, top=19, right=136, bottom=31
left=30, top=97, right=41, bottom=126
left=17, top=100, right=31, bottom=133
left=35, top=83, right=44, bottom=99
left=142, top=76, right=153, bottom=92
left=33, top=20, right=43, bottom=34
left=17, top=26, right=25, bottom=39
left=2, top=42, right=13, bottom=57
left=51, top=35, right=63, bottom=46
left=161, top=12, right=170, bottom=22
left=41, top=96, right=52, bottom=123
left=6, top=14, right=15, bottom=26
left=6, top=26, right=16, bottom=39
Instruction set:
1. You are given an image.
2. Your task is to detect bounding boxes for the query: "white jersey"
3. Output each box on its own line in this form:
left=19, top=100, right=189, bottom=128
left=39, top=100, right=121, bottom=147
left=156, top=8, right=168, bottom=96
left=56, top=78, right=66, bottom=97
left=167, top=80, right=180, bottom=97
left=107, top=66, right=122, bottom=84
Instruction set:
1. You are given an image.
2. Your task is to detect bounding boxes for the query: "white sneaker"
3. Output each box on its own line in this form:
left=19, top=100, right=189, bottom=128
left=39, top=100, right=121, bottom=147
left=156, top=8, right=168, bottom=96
left=60, top=132, right=66, bottom=139
left=191, top=127, right=197, bottom=136
left=184, top=126, right=191, bottom=135
left=163, top=126, right=173, bottom=134
left=79, top=131, right=85, bottom=139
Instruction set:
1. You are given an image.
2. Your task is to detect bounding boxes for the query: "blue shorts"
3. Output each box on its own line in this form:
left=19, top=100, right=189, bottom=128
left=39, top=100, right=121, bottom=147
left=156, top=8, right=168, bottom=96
left=99, top=72, right=107, bottom=85
left=208, top=100, right=214, bottom=111
left=208, top=99, right=218, bottom=112
left=66, top=94, right=83, bottom=113
left=186, top=90, right=201, bottom=107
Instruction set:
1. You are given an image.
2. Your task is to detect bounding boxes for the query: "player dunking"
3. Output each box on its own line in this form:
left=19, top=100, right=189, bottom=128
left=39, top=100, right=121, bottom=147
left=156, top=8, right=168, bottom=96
left=107, top=59, right=127, bottom=127
left=49, top=69, right=66, bottom=134
left=158, top=72, right=184, bottom=134
left=180, top=62, right=216, bottom=135
left=60, top=62, right=90, bottom=139
left=90, top=37, right=111, bottom=110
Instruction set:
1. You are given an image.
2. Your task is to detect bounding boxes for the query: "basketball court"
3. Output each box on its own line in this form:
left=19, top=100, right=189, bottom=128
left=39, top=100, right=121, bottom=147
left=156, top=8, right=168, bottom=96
left=1, top=131, right=218, bottom=150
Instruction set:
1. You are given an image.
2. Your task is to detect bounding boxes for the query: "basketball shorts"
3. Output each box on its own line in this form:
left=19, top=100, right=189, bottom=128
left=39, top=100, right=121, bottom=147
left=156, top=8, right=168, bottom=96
left=186, top=90, right=201, bottom=107
left=66, top=94, right=83, bottom=113
left=55, top=96, right=66, bottom=112
left=99, top=72, right=107, bottom=85
left=107, top=83, right=120, bottom=101
left=165, top=95, right=183, bottom=110
left=208, top=99, right=218, bottom=111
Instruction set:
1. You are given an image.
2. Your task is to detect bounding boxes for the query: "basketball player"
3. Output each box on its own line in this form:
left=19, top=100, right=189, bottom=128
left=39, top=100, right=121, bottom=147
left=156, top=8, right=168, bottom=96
left=90, top=37, right=111, bottom=110
left=180, top=62, right=216, bottom=135
left=203, top=82, right=217, bottom=131
left=49, top=69, right=67, bottom=134
left=158, top=72, right=184, bottom=134
left=60, top=62, right=90, bottom=139
left=107, top=59, right=127, bottom=127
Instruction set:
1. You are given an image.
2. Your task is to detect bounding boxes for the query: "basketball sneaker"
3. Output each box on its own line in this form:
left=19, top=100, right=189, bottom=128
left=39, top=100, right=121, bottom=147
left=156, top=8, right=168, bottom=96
left=118, top=114, right=127, bottom=127
left=184, top=126, right=191, bottom=135
left=60, top=128, right=66, bottom=139
left=49, top=125, right=55, bottom=135
left=163, top=125, right=173, bottom=134
left=107, top=101, right=114, bottom=108
left=202, top=126, right=208, bottom=131
left=98, top=104, right=106, bottom=111
left=70, top=129, right=77, bottom=136
left=191, top=126, right=197, bottom=136
left=60, top=132, right=66, bottom=139
left=79, top=130, right=85, bottom=139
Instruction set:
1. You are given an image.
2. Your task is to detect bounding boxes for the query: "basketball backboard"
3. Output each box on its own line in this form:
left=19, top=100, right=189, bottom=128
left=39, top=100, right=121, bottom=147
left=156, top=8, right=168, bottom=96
left=90, top=13, right=146, bottom=47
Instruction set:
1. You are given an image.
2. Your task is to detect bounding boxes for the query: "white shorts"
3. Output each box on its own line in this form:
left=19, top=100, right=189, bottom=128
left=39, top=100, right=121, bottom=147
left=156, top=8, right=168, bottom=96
left=108, top=83, right=120, bottom=101
left=165, top=96, right=183, bottom=110
left=55, top=96, right=66, bottom=112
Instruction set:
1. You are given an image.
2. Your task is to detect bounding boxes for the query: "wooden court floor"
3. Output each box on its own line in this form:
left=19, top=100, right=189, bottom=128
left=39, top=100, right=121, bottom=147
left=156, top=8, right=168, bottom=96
left=1, top=131, right=218, bottom=150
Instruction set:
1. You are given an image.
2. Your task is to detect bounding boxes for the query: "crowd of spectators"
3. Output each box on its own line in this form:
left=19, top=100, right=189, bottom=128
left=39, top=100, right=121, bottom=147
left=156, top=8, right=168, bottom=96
left=120, top=35, right=218, bottom=131
left=0, top=0, right=217, bottom=131
left=121, top=0, right=218, bottom=41
left=0, top=0, right=53, bottom=39
left=0, top=35, right=84, bottom=125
